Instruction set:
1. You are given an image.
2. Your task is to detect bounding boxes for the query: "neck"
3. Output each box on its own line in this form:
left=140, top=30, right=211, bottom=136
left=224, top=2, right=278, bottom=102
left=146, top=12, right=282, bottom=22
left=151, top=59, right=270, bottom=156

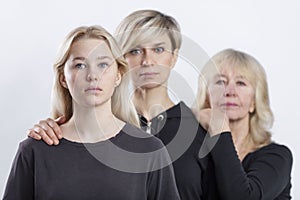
left=61, top=102, right=124, bottom=143
left=229, top=116, right=254, bottom=161
left=133, top=86, right=174, bottom=121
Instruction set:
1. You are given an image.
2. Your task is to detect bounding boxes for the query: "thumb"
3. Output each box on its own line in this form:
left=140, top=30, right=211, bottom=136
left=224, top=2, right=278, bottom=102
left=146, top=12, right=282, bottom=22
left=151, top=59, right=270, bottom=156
left=54, top=115, right=66, bottom=125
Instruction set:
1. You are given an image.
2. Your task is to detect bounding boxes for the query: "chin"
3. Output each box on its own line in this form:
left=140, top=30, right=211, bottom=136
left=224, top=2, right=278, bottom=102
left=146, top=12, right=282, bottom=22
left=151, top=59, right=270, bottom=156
left=137, top=82, right=161, bottom=89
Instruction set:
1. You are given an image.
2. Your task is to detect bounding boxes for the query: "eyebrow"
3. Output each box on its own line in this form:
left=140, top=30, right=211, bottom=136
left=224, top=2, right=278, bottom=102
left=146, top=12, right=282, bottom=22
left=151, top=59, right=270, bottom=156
left=96, top=56, right=113, bottom=60
left=72, top=57, right=85, bottom=61
left=134, top=42, right=167, bottom=49
left=153, top=42, right=166, bottom=47
left=214, top=74, right=246, bottom=79
left=72, top=56, right=113, bottom=61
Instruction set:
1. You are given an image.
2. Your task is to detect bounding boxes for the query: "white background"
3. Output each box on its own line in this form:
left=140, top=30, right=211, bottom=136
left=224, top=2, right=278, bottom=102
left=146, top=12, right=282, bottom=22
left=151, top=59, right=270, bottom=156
left=0, top=0, right=299, bottom=198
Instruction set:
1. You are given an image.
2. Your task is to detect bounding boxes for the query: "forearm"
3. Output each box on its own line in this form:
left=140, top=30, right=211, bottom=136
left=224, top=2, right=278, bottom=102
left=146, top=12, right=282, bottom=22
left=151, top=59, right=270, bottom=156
left=210, top=132, right=261, bottom=199
left=210, top=132, right=292, bottom=200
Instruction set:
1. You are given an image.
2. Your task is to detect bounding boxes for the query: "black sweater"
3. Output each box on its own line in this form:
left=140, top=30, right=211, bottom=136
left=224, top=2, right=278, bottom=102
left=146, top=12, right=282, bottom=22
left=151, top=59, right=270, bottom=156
left=203, top=132, right=293, bottom=200
left=3, top=123, right=180, bottom=200
left=139, top=101, right=207, bottom=200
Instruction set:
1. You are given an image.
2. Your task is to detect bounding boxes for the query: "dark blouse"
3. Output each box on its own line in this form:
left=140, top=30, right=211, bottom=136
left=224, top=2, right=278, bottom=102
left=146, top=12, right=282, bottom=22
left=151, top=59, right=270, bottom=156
left=3, top=123, right=180, bottom=200
left=140, top=101, right=207, bottom=200
left=203, top=132, right=293, bottom=200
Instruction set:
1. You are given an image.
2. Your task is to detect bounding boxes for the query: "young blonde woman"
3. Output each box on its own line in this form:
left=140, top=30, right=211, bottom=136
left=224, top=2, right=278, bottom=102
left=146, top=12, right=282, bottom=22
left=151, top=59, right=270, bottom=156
left=3, top=25, right=180, bottom=200
left=193, top=48, right=293, bottom=199
left=27, top=10, right=207, bottom=199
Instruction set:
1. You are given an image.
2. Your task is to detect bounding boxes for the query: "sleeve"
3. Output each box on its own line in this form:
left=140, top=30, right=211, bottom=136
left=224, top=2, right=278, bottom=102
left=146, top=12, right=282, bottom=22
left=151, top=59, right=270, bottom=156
left=146, top=146, right=181, bottom=200
left=210, top=132, right=293, bottom=200
left=2, top=140, right=35, bottom=200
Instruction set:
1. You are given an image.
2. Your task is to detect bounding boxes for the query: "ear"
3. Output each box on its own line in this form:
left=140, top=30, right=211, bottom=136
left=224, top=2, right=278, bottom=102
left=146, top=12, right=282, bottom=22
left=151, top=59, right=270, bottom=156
left=59, top=73, right=68, bottom=89
left=205, top=94, right=211, bottom=108
left=249, top=100, right=255, bottom=113
left=114, top=71, right=122, bottom=87
left=170, top=49, right=179, bottom=68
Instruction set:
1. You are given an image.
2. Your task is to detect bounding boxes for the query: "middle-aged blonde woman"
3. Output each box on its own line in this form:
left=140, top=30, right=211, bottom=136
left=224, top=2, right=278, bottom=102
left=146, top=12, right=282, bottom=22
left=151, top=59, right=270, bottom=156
left=3, top=25, right=180, bottom=200
left=193, top=48, right=293, bottom=199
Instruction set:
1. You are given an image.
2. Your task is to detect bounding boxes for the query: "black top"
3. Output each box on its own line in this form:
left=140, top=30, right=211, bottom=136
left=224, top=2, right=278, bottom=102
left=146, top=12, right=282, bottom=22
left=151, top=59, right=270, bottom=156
left=139, top=101, right=207, bottom=200
left=3, top=123, right=180, bottom=200
left=203, top=132, right=293, bottom=200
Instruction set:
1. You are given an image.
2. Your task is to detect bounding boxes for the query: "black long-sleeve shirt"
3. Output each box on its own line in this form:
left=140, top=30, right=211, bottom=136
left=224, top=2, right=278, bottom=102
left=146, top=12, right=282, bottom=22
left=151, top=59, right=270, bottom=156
left=139, top=101, right=207, bottom=200
left=3, top=123, right=180, bottom=200
left=203, top=132, right=293, bottom=200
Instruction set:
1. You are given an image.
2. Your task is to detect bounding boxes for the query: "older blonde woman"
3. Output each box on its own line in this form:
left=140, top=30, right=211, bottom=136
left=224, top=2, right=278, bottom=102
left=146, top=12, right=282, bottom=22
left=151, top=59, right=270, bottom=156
left=193, top=48, right=293, bottom=199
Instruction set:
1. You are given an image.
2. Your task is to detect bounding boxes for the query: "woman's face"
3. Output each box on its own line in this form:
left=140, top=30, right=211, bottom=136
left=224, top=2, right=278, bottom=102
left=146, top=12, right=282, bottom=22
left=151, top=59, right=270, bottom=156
left=208, top=65, right=255, bottom=122
left=61, top=38, right=121, bottom=108
left=124, top=33, right=177, bottom=89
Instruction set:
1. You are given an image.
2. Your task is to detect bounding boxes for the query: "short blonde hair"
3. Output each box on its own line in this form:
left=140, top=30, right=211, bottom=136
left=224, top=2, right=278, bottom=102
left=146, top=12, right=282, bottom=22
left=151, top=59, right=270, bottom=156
left=194, top=48, right=274, bottom=147
left=115, top=9, right=182, bottom=55
left=51, top=25, right=140, bottom=127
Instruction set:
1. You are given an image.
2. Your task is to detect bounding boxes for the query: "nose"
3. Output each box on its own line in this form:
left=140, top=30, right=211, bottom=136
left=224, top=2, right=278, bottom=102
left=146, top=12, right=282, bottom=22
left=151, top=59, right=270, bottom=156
left=224, top=83, right=236, bottom=97
left=86, top=67, right=99, bottom=81
left=141, top=49, right=154, bottom=67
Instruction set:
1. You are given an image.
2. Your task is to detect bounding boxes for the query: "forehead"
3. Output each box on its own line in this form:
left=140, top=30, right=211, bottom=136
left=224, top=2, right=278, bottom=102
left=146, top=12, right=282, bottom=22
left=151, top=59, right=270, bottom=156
left=70, top=38, right=113, bottom=58
left=217, top=62, right=254, bottom=80
left=133, top=32, right=172, bottom=48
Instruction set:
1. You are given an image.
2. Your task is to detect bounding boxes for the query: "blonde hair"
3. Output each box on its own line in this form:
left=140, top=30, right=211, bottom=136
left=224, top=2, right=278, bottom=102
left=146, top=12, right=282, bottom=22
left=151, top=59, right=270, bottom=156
left=194, top=48, right=274, bottom=147
left=115, top=9, right=182, bottom=55
left=51, top=25, right=140, bottom=127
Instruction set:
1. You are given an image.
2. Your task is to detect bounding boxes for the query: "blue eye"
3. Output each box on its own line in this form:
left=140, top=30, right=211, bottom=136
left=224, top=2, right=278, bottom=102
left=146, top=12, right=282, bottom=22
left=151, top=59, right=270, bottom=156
left=75, top=63, right=86, bottom=69
left=129, top=48, right=143, bottom=55
left=98, top=62, right=109, bottom=68
left=154, top=47, right=164, bottom=53
left=216, top=79, right=226, bottom=85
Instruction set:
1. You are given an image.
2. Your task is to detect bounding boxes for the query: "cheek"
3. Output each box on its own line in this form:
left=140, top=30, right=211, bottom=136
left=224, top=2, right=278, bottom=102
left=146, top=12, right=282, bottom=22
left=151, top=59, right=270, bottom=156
left=102, top=68, right=119, bottom=85
left=126, top=58, right=141, bottom=79
left=126, top=57, right=141, bottom=69
left=246, top=94, right=255, bottom=110
left=159, top=55, right=173, bottom=67
left=208, top=86, right=225, bottom=103
left=65, top=71, right=82, bottom=90
left=242, top=88, right=255, bottom=104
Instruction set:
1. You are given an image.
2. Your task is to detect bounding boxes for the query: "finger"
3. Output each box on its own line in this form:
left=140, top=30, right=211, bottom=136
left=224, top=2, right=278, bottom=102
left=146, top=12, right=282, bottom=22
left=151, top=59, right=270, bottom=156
left=46, top=118, right=63, bottom=139
left=27, top=129, right=42, bottom=140
left=54, top=115, right=66, bottom=125
left=33, top=124, right=54, bottom=145
left=39, top=121, right=60, bottom=145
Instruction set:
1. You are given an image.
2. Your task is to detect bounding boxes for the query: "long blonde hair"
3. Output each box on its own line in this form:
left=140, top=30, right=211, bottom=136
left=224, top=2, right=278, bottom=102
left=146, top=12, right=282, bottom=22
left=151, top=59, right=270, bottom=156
left=51, top=25, right=140, bottom=127
left=194, top=48, right=274, bottom=147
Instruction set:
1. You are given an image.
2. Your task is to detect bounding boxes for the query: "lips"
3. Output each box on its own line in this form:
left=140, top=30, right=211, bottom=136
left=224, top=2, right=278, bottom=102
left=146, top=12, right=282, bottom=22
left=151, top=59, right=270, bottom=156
left=85, top=87, right=102, bottom=92
left=139, top=72, right=159, bottom=77
left=221, top=102, right=238, bottom=107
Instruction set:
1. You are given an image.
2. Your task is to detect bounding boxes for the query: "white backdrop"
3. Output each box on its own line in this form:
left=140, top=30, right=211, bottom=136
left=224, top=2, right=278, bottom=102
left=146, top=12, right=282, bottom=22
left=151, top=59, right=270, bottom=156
left=1, top=0, right=299, bottom=198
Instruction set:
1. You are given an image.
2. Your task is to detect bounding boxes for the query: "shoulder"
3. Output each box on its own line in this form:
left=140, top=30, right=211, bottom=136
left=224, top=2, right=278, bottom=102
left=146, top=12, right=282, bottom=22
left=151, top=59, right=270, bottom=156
left=19, top=137, right=43, bottom=150
left=11, top=138, right=45, bottom=160
left=251, top=142, right=293, bottom=166
left=165, top=102, right=207, bottom=137
left=262, top=143, right=292, bottom=159
left=168, top=101, right=195, bottom=118
left=18, top=137, right=57, bottom=154
left=258, top=143, right=292, bottom=156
